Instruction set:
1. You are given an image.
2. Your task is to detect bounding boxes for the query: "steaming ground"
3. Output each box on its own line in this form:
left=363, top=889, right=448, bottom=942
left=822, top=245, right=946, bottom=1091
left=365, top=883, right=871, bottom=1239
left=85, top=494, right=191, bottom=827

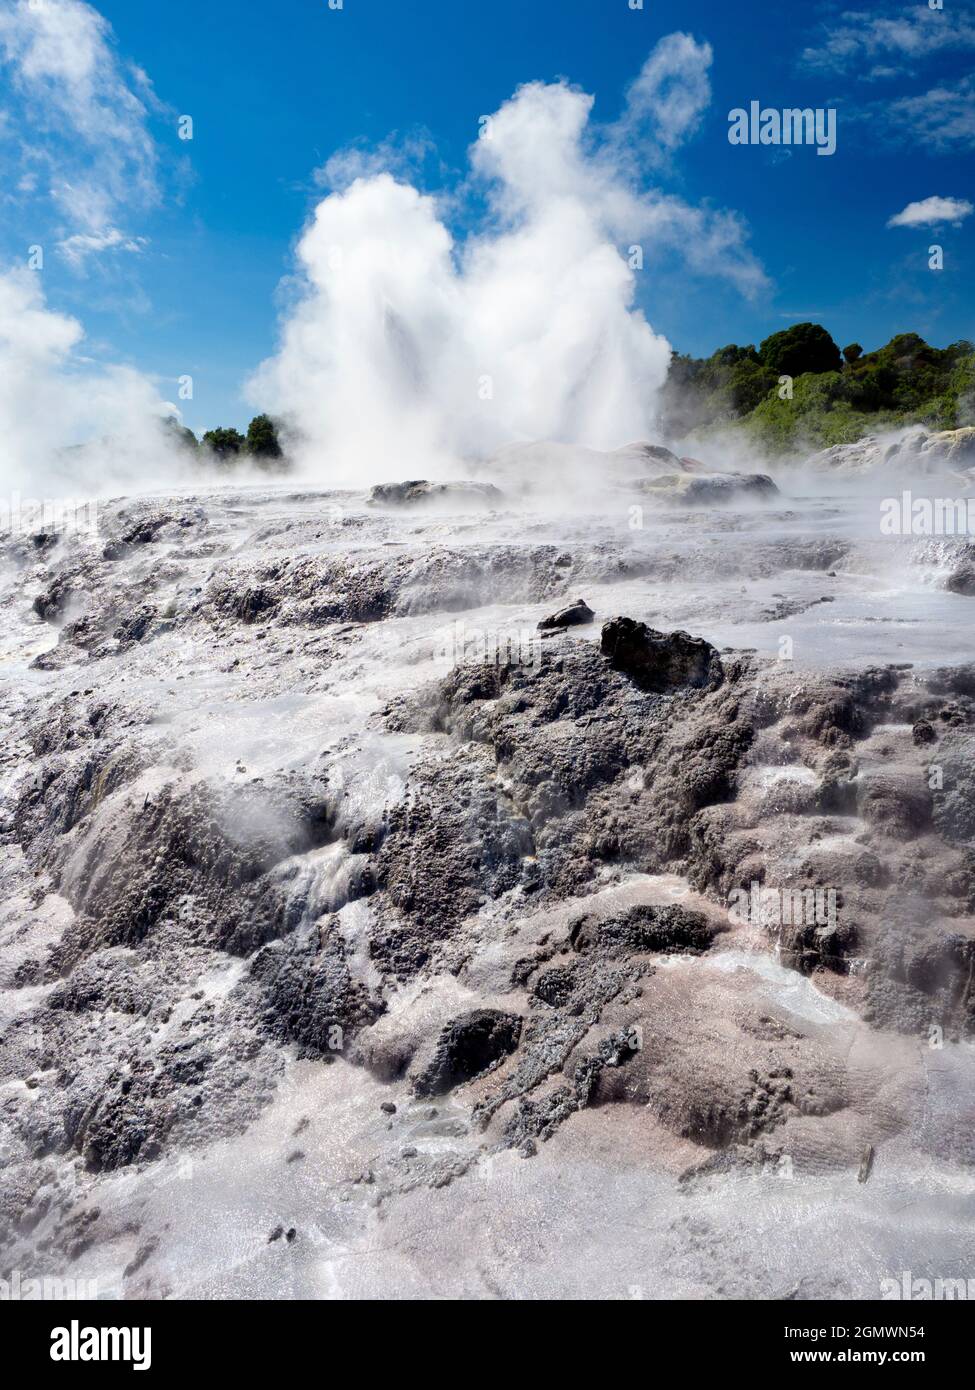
left=2, top=438, right=975, bottom=1299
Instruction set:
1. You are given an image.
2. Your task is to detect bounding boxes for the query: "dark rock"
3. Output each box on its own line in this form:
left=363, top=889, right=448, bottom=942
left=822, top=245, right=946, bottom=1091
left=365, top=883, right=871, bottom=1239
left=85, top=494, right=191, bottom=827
left=932, top=734, right=975, bottom=845
left=570, top=904, right=715, bottom=956
left=413, top=1009, right=523, bottom=1096
left=16, top=772, right=340, bottom=960
left=372, top=747, right=532, bottom=975
left=537, top=598, right=594, bottom=631
left=614, top=442, right=682, bottom=468
left=856, top=771, right=932, bottom=840
left=600, top=617, right=723, bottom=693
left=369, top=480, right=503, bottom=508
left=252, top=924, right=385, bottom=1056
left=497, top=1027, right=642, bottom=1150
left=946, top=566, right=975, bottom=597
left=531, top=965, right=579, bottom=1008
left=114, top=609, right=156, bottom=644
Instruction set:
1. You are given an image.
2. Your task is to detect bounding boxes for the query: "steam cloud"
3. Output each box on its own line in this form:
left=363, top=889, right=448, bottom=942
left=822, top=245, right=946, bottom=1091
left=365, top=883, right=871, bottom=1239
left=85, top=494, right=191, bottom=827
left=0, top=21, right=767, bottom=496
left=0, top=0, right=180, bottom=497
left=251, top=36, right=766, bottom=480
left=0, top=267, right=182, bottom=495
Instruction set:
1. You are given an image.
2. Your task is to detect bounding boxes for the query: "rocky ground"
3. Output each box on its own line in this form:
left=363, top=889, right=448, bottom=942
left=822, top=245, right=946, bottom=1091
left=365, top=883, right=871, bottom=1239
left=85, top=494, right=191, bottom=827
left=1, top=434, right=974, bottom=1299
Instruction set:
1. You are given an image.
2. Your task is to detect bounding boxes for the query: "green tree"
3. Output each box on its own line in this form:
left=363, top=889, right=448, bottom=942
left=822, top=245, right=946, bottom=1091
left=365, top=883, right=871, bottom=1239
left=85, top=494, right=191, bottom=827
left=202, top=427, right=245, bottom=473
left=202, top=426, right=245, bottom=459
left=246, top=413, right=283, bottom=460
left=748, top=371, right=881, bottom=451
left=660, top=326, right=975, bottom=456
left=726, top=357, right=777, bottom=413
left=758, top=322, right=843, bottom=378
left=162, top=415, right=198, bottom=452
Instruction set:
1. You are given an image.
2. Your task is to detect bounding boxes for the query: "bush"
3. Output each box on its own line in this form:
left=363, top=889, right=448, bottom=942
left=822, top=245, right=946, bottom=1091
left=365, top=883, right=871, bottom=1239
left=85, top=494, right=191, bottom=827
left=202, top=427, right=245, bottom=458
left=663, top=328, right=975, bottom=455
left=726, top=357, right=777, bottom=413
left=246, top=414, right=283, bottom=460
left=748, top=373, right=886, bottom=451
left=162, top=416, right=198, bottom=453
left=758, top=322, right=843, bottom=378
left=659, top=344, right=776, bottom=435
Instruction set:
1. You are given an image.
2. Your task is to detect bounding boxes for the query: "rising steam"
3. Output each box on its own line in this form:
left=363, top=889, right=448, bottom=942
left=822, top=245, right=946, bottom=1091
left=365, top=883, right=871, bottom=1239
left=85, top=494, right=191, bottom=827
left=0, top=267, right=183, bottom=496
left=251, top=39, right=765, bottom=481
left=0, top=28, right=768, bottom=497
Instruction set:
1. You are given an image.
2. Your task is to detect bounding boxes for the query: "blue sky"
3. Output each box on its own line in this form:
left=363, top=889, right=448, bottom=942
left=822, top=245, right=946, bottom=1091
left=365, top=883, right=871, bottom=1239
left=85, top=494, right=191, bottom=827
left=1, top=0, right=972, bottom=436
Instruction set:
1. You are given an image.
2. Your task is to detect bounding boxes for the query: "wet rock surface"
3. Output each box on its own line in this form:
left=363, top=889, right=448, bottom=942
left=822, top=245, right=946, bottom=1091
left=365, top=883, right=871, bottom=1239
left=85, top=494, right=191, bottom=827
left=413, top=1009, right=523, bottom=1096
left=1, top=478, right=975, bottom=1298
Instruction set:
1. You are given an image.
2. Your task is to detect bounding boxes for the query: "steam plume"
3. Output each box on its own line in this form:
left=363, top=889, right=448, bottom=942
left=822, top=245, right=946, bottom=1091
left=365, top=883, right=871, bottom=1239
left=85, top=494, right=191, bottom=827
left=251, top=38, right=765, bottom=480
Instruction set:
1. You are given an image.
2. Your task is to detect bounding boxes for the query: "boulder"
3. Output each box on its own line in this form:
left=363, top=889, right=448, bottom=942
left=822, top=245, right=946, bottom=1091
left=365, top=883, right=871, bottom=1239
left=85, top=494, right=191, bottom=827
left=806, top=435, right=893, bottom=476
left=898, top=427, right=975, bottom=470
left=600, top=617, right=723, bottom=692
left=569, top=904, right=714, bottom=956
left=369, top=480, right=504, bottom=507
left=946, top=563, right=975, bottom=597
left=633, top=472, right=778, bottom=505
left=612, top=441, right=682, bottom=470
left=537, top=598, right=595, bottom=631
left=809, top=428, right=975, bottom=478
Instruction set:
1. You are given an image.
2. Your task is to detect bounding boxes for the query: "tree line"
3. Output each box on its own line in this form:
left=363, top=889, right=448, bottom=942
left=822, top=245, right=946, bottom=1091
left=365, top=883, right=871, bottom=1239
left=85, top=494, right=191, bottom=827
left=164, top=413, right=287, bottom=470
left=661, top=323, right=975, bottom=451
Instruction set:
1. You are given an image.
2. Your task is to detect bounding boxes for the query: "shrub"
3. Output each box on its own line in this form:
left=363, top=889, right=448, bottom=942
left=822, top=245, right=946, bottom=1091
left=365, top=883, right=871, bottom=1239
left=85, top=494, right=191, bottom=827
left=758, top=322, right=843, bottom=378
left=202, top=427, right=245, bottom=458
left=246, top=414, right=283, bottom=460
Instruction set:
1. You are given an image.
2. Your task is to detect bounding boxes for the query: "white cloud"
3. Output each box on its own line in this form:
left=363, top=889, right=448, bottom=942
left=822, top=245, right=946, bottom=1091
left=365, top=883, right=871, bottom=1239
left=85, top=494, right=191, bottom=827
left=315, top=131, right=439, bottom=191
left=886, top=76, right=975, bottom=149
left=887, top=195, right=974, bottom=228
left=843, top=72, right=975, bottom=150
left=250, top=48, right=766, bottom=478
left=0, top=0, right=160, bottom=261
left=612, top=32, right=713, bottom=155
left=800, top=5, right=975, bottom=76
left=57, top=227, right=148, bottom=269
